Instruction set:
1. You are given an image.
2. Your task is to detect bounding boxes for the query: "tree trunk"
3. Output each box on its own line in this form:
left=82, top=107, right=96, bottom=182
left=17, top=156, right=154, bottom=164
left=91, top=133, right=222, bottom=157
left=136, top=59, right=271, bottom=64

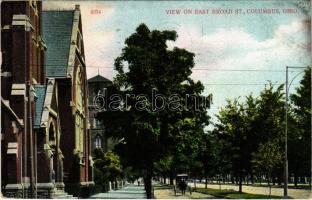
left=144, top=169, right=153, bottom=199
left=205, top=176, right=208, bottom=189
left=251, top=173, right=254, bottom=185
left=239, top=173, right=243, bottom=193
left=170, top=175, right=174, bottom=185
left=272, top=176, right=276, bottom=186
left=246, top=175, right=249, bottom=185
left=294, top=173, right=298, bottom=187
left=163, top=175, right=166, bottom=184
left=268, top=172, right=271, bottom=197
left=277, top=175, right=282, bottom=186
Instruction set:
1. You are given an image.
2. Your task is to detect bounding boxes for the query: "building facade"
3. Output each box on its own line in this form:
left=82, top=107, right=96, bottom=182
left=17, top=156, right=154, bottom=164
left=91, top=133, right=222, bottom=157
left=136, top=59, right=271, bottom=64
left=42, top=4, right=94, bottom=197
left=1, top=1, right=93, bottom=198
left=88, top=75, right=117, bottom=152
left=1, top=1, right=45, bottom=197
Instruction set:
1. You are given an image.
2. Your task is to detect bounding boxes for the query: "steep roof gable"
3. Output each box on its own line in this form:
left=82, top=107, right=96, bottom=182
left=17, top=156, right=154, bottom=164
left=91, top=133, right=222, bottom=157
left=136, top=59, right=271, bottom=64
left=88, top=75, right=112, bottom=83
left=42, top=10, right=74, bottom=77
left=34, top=79, right=58, bottom=129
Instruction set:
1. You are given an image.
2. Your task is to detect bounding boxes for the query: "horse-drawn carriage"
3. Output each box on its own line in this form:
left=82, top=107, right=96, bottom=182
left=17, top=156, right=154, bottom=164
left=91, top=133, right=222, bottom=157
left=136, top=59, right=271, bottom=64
left=174, top=174, right=192, bottom=196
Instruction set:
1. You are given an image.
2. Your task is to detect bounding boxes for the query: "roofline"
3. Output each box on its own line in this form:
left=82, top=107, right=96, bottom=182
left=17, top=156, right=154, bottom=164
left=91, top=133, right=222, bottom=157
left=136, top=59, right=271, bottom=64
left=41, top=9, right=75, bottom=12
left=87, top=75, right=112, bottom=83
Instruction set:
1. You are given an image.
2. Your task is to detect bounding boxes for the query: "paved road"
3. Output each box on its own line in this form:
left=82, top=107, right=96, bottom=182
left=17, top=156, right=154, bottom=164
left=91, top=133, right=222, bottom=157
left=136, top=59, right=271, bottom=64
left=196, top=183, right=311, bottom=199
left=90, top=184, right=146, bottom=199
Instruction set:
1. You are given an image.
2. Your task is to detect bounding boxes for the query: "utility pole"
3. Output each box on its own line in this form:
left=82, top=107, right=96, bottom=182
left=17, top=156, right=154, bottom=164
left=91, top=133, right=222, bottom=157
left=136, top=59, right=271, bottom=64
left=284, top=66, right=288, bottom=198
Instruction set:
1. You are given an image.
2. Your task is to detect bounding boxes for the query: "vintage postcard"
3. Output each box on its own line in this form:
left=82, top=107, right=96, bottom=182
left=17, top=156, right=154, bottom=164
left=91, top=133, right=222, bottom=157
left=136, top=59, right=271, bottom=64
left=1, top=0, right=311, bottom=199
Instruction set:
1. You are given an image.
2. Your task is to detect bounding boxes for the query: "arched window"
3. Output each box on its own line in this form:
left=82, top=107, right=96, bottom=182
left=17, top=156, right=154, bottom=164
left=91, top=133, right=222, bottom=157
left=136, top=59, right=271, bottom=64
left=95, top=135, right=102, bottom=148
left=75, top=66, right=83, bottom=110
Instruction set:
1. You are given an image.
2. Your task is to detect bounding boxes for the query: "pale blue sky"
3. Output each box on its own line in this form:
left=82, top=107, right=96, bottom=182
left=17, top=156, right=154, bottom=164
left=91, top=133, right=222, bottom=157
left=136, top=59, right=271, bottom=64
left=44, top=0, right=311, bottom=123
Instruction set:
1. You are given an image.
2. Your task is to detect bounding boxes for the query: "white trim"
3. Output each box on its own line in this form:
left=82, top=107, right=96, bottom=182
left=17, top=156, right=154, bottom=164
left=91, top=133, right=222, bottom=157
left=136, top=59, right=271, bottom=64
left=1, top=71, right=12, bottom=77
left=11, top=84, right=26, bottom=96
left=7, top=142, right=18, bottom=154
left=5, top=184, right=24, bottom=190
left=35, top=182, right=54, bottom=189
left=67, top=8, right=81, bottom=78
left=12, top=14, right=34, bottom=31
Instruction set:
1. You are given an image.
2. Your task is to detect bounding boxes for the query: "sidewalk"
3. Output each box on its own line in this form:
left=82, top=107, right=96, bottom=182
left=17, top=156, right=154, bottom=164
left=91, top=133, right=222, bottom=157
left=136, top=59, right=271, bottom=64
left=90, top=184, right=146, bottom=199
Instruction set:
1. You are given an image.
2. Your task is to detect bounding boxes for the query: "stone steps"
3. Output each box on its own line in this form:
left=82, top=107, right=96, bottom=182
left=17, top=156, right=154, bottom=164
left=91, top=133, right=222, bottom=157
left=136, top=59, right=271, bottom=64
left=52, top=189, right=77, bottom=199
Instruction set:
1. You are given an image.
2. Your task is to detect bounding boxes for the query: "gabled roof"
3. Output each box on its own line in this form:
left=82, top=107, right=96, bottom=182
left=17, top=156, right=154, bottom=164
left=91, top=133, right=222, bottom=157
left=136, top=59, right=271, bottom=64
left=88, top=75, right=112, bottom=83
left=42, top=10, right=74, bottom=77
left=34, top=85, right=46, bottom=128
left=34, top=79, right=57, bottom=129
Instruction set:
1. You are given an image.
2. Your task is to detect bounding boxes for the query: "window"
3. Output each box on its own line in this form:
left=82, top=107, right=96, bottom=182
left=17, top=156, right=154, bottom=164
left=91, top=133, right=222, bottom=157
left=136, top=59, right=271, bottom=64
left=95, top=135, right=101, bottom=148
left=95, top=119, right=101, bottom=127
left=75, top=66, right=83, bottom=110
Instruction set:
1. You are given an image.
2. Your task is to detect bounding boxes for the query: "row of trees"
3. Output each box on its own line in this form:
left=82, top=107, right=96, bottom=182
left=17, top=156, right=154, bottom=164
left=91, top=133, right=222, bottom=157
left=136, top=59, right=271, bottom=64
left=154, top=69, right=311, bottom=193
left=212, top=68, right=311, bottom=191
left=156, top=69, right=311, bottom=192
left=95, top=23, right=311, bottom=197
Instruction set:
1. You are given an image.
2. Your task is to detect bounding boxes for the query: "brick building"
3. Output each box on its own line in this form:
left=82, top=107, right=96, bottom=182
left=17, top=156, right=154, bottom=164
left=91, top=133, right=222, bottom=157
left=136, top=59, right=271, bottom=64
left=1, top=1, right=93, bottom=198
left=1, top=1, right=45, bottom=197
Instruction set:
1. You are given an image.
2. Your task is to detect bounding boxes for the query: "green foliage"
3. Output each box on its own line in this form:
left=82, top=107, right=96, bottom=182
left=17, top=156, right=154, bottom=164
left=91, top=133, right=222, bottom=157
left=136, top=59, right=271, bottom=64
left=252, top=140, right=283, bottom=179
left=213, top=83, right=285, bottom=191
left=289, top=67, right=311, bottom=182
left=93, top=148, right=123, bottom=182
left=98, top=23, right=211, bottom=198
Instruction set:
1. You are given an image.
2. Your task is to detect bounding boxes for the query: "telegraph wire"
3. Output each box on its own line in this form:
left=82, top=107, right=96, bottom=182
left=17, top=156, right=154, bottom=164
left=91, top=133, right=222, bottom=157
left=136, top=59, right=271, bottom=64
left=2, top=64, right=308, bottom=72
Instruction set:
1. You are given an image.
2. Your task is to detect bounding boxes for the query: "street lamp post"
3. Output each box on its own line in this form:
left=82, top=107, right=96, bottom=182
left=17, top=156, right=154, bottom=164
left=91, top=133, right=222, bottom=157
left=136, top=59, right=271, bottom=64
left=284, top=66, right=307, bottom=198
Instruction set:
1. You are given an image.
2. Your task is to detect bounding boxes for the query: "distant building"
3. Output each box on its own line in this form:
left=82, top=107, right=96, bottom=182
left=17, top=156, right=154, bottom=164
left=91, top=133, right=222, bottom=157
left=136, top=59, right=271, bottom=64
left=88, top=74, right=117, bottom=152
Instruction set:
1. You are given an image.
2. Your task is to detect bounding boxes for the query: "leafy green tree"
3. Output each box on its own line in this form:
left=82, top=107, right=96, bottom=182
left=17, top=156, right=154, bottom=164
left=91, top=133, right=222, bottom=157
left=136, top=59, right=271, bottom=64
left=214, top=83, right=285, bottom=191
left=93, top=148, right=123, bottom=190
left=171, top=118, right=207, bottom=187
left=154, top=155, right=173, bottom=184
left=198, top=132, right=221, bottom=189
left=255, top=83, right=285, bottom=184
left=215, top=98, right=252, bottom=192
left=290, top=67, right=311, bottom=186
left=98, top=24, right=211, bottom=198
left=252, top=140, right=283, bottom=195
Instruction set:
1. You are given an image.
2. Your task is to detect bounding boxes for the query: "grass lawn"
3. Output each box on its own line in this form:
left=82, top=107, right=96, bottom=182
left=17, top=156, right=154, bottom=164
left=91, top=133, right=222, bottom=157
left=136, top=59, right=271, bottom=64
left=153, top=183, right=215, bottom=199
left=194, top=188, right=284, bottom=199
left=153, top=184, right=175, bottom=190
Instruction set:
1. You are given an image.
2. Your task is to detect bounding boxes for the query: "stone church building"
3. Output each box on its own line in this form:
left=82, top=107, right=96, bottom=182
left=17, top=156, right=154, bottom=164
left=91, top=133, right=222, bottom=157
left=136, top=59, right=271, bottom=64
left=1, top=1, right=93, bottom=198
left=88, top=74, right=117, bottom=152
